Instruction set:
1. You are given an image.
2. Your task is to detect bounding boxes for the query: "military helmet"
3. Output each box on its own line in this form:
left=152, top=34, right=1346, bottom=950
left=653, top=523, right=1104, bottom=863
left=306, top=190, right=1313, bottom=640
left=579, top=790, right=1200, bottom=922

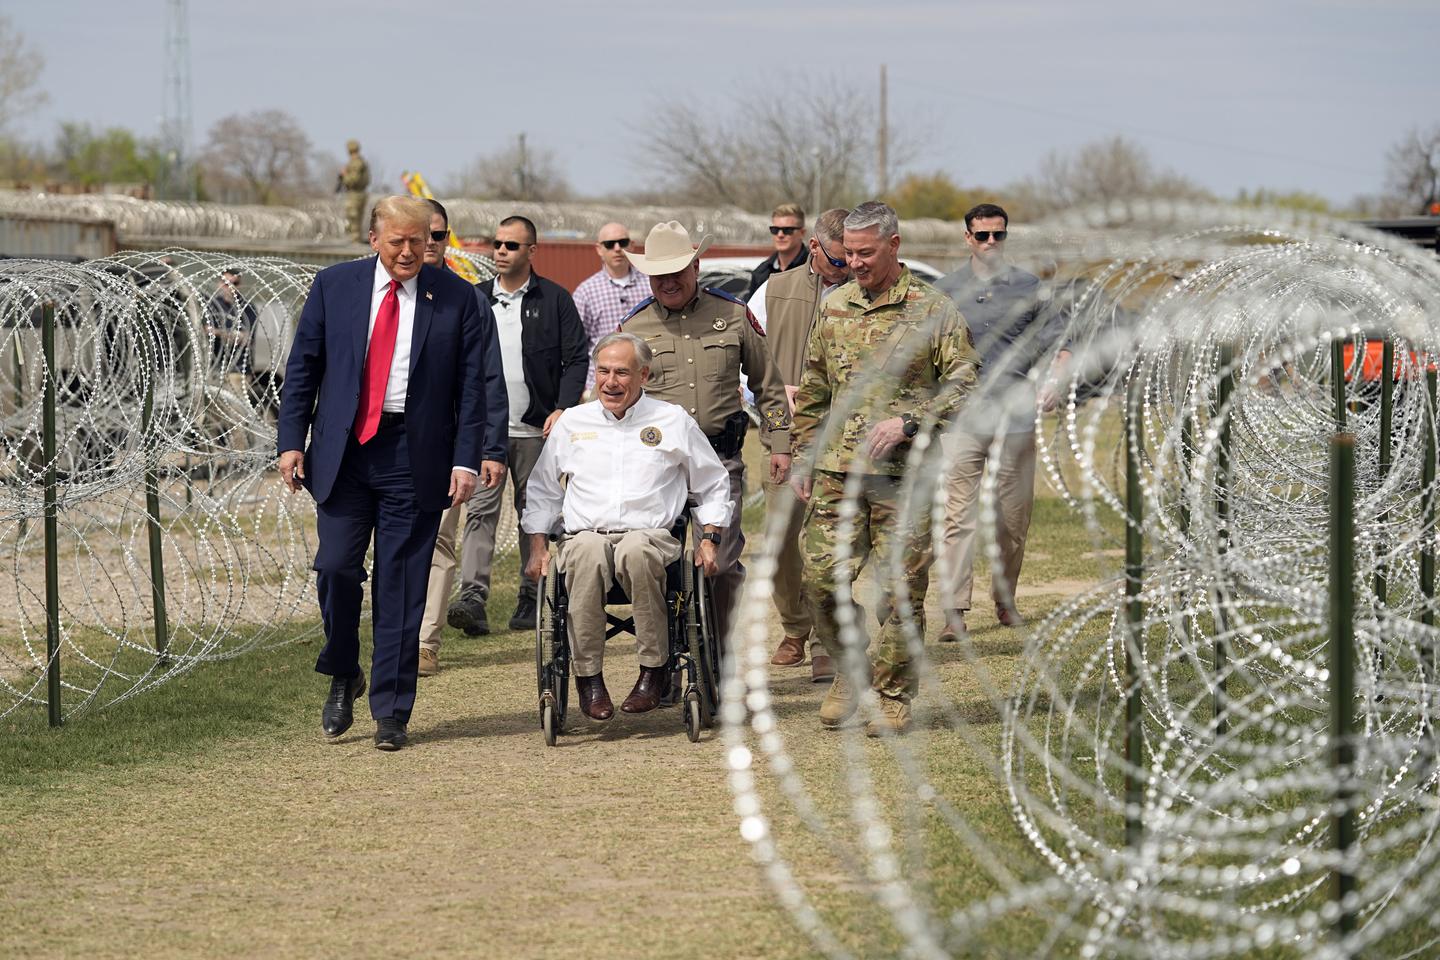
left=346, top=139, right=360, bottom=153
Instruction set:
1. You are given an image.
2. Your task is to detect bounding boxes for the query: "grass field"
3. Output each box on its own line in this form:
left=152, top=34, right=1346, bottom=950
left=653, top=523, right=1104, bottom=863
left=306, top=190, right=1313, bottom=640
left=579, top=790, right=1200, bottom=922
left=0, top=428, right=1277, bottom=959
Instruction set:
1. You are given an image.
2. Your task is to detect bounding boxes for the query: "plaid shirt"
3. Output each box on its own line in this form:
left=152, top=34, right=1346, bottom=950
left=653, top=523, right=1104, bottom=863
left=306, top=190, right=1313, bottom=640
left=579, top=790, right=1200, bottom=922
left=573, top=267, right=653, bottom=390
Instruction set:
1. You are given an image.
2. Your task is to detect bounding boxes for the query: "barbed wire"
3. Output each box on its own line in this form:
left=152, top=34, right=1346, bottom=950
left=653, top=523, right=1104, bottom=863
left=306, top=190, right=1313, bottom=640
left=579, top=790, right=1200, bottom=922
left=724, top=202, right=1440, bottom=957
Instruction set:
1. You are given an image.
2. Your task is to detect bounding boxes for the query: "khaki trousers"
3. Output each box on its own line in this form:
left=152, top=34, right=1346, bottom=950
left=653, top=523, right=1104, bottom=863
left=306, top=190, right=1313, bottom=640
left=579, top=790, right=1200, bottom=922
left=938, top=430, right=1037, bottom=613
left=420, top=502, right=464, bottom=653
left=703, top=453, right=746, bottom=652
left=762, top=473, right=817, bottom=652
left=559, top=528, right=681, bottom=677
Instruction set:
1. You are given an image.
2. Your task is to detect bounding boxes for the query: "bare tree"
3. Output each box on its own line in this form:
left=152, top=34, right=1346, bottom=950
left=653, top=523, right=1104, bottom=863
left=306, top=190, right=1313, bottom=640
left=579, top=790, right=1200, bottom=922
left=631, top=74, right=916, bottom=212
left=199, top=109, right=316, bottom=205
left=1385, top=125, right=1440, bottom=215
left=1013, top=135, right=1211, bottom=218
left=0, top=15, right=47, bottom=136
left=448, top=134, right=571, bottom=201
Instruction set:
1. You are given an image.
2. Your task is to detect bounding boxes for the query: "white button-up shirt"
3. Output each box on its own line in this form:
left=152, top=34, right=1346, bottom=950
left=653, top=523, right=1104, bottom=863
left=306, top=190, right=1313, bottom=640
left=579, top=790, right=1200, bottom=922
left=521, top=393, right=732, bottom=536
left=367, top=258, right=418, bottom=413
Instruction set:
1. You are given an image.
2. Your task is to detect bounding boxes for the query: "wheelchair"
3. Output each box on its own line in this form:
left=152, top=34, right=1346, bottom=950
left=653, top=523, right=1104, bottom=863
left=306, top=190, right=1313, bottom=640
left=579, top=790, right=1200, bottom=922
left=535, top=516, right=721, bottom=746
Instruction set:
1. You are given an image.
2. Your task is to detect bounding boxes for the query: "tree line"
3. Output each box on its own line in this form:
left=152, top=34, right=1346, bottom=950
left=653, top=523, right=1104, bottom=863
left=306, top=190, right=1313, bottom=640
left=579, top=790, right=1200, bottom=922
left=0, top=15, right=1435, bottom=219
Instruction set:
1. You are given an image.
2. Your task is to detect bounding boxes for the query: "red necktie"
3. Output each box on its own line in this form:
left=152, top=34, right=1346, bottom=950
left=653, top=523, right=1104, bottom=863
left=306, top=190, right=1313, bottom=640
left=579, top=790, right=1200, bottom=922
left=354, top=279, right=400, bottom=444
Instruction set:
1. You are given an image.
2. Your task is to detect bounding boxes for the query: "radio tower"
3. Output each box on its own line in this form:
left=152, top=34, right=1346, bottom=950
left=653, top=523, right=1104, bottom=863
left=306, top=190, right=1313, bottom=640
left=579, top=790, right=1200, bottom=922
left=160, top=0, right=194, bottom=200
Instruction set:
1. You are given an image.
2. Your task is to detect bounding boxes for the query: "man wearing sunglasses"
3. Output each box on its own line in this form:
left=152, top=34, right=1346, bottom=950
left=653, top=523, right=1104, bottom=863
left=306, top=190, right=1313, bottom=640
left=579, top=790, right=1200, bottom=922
left=416, top=199, right=508, bottom=676
left=748, top=208, right=851, bottom=683
left=745, top=202, right=809, bottom=301
left=573, top=222, right=650, bottom=395
left=442, top=215, right=589, bottom=638
left=934, top=203, right=1067, bottom=643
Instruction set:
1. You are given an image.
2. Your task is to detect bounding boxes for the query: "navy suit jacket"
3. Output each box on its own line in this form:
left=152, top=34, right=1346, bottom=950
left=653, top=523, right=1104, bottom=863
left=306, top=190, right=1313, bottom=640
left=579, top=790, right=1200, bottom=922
left=278, top=257, right=492, bottom=512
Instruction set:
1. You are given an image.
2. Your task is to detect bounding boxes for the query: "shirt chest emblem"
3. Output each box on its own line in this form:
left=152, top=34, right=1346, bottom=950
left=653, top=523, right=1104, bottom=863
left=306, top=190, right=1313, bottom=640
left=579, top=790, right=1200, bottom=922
left=712, top=318, right=727, bottom=331
left=569, top=431, right=599, bottom=443
left=639, top=426, right=663, bottom=447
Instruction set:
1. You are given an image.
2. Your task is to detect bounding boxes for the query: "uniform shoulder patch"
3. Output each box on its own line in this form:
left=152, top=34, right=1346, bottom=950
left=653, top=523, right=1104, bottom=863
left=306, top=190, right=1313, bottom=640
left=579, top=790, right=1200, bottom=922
left=620, top=296, right=655, bottom=324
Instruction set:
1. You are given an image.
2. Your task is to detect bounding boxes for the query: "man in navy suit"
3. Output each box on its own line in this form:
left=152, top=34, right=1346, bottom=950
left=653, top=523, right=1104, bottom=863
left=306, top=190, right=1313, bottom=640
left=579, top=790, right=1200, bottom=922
left=278, top=195, right=498, bottom=750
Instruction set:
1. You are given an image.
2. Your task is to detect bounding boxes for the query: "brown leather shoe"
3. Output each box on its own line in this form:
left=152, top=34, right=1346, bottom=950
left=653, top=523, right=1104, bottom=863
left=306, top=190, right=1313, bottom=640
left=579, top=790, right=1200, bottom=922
left=770, top=635, right=807, bottom=666
left=621, top=665, right=671, bottom=714
left=938, top=611, right=969, bottom=643
left=576, top=673, right=614, bottom=721
left=418, top=648, right=439, bottom=677
left=996, top=605, right=1025, bottom=628
left=810, top=654, right=835, bottom=683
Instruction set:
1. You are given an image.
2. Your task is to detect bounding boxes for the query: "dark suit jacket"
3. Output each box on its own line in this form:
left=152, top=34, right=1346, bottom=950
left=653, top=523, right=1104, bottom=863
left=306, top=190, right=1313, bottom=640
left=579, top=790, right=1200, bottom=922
left=278, top=257, right=490, bottom=512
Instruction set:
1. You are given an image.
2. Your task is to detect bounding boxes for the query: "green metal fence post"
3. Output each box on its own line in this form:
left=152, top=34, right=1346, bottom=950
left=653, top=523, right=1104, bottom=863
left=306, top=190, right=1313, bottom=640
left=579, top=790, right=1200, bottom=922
left=1332, top=338, right=1347, bottom=431
left=141, top=356, right=169, bottom=662
left=1213, top=343, right=1235, bottom=734
left=1423, top=367, right=1437, bottom=633
left=1124, top=375, right=1145, bottom=848
left=41, top=303, right=61, bottom=727
left=1330, top=432, right=1357, bottom=944
left=1375, top=340, right=1394, bottom=609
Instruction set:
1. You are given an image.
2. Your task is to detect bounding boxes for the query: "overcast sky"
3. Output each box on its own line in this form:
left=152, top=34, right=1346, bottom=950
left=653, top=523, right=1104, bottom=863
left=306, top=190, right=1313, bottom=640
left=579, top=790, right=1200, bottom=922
left=10, top=0, right=1437, bottom=207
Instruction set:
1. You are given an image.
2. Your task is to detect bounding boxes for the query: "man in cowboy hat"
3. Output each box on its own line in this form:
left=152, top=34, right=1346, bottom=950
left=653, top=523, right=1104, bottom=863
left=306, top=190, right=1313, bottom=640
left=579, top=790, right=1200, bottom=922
left=621, top=220, right=791, bottom=650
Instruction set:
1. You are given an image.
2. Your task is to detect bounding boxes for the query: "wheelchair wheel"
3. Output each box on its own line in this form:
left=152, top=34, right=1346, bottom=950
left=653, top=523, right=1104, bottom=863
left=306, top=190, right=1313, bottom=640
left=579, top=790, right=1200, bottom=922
left=535, top=570, right=569, bottom=744
left=686, top=561, right=721, bottom=730
left=683, top=691, right=702, bottom=743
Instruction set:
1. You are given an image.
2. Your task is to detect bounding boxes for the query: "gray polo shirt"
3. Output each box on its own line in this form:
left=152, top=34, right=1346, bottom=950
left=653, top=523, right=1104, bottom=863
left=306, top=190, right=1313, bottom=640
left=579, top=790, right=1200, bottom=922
left=936, top=261, right=1064, bottom=434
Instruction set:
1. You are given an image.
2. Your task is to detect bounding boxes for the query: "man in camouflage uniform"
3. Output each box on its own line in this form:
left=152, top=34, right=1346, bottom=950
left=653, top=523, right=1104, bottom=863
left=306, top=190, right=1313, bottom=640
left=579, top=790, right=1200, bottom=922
left=791, top=201, right=980, bottom=736
left=622, top=221, right=792, bottom=648
left=339, top=139, right=371, bottom=243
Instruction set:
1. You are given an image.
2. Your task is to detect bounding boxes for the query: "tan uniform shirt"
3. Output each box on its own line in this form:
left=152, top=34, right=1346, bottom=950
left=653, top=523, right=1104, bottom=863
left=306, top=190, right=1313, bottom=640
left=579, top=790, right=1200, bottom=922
left=622, top=288, right=791, bottom=453
left=764, top=264, right=827, bottom=387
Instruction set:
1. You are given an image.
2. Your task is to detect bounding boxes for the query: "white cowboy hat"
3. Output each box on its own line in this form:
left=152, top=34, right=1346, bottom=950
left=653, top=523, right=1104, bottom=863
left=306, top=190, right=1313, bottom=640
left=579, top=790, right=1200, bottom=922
left=625, top=221, right=714, bottom=276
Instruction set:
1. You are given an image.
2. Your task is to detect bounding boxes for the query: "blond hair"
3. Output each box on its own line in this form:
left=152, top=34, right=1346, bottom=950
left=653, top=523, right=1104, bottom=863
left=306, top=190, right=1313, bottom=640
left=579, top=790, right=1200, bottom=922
left=771, top=202, right=806, bottom=222
left=368, top=195, right=432, bottom=234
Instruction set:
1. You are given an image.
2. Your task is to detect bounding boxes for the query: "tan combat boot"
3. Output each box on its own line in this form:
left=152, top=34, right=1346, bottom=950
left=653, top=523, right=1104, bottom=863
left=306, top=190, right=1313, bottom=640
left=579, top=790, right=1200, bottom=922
left=819, top=673, right=858, bottom=728
left=865, top=696, right=912, bottom=737
left=418, top=648, right=439, bottom=677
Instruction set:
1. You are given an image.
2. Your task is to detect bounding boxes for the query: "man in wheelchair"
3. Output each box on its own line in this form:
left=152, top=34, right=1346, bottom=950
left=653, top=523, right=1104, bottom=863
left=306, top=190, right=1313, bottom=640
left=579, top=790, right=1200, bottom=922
left=521, top=332, right=732, bottom=721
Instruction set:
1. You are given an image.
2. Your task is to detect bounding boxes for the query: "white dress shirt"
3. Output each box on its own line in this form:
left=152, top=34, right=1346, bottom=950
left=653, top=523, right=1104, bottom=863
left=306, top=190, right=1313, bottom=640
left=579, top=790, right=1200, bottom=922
left=491, top=274, right=541, bottom=439
left=521, top=393, right=732, bottom=536
left=367, top=258, right=418, bottom=413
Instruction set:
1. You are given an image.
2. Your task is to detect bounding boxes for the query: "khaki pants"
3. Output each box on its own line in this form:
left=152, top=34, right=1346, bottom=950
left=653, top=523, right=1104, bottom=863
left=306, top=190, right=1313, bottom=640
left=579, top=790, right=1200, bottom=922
left=762, top=473, right=816, bottom=653
left=700, top=453, right=746, bottom=652
left=559, top=528, right=681, bottom=677
left=803, top=470, right=932, bottom=701
left=417, top=434, right=542, bottom=653
left=938, top=430, right=1037, bottom=613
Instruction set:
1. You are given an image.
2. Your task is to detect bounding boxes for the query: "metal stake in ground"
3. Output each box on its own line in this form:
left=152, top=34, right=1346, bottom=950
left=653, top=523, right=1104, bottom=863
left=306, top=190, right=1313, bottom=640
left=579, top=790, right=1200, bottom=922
left=1375, top=339, right=1394, bottom=608
left=1423, top=366, right=1437, bottom=634
left=1213, top=342, right=1234, bottom=735
left=1332, top=338, right=1347, bottom=432
left=1329, top=432, right=1357, bottom=945
left=1124, top=374, right=1145, bottom=849
left=42, top=302, right=61, bottom=727
left=141, top=349, right=169, bottom=663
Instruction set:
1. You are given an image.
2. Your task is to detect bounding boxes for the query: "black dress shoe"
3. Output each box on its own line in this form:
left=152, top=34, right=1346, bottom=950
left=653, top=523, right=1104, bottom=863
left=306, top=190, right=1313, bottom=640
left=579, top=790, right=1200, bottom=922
left=321, top=671, right=366, bottom=739
left=575, top=673, right=614, bottom=721
left=374, top=717, right=408, bottom=751
left=447, top=597, right=489, bottom=636
left=621, top=665, right=671, bottom=714
left=508, top=595, right=537, bottom=631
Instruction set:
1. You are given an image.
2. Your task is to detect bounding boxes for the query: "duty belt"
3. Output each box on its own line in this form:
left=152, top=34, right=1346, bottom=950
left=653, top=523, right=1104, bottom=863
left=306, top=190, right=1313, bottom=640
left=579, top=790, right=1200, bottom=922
left=706, top=411, right=750, bottom=460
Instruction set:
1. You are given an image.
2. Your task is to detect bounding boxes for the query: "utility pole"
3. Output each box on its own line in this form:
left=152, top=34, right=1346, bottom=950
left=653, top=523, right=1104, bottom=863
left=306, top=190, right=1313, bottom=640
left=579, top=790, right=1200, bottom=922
left=516, top=132, right=529, bottom=200
left=877, top=64, right=889, bottom=196
left=161, top=0, right=194, bottom=201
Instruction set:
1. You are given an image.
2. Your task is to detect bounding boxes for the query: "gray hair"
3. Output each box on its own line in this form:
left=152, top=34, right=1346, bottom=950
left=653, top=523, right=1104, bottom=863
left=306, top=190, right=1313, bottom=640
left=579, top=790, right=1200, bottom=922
left=592, top=331, right=653, bottom=368
left=843, top=200, right=900, bottom=240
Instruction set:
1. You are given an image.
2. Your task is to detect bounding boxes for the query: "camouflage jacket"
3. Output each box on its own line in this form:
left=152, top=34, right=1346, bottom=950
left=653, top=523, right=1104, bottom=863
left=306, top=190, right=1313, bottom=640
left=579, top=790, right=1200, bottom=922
left=340, top=155, right=370, bottom=192
left=792, top=266, right=980, bottom=476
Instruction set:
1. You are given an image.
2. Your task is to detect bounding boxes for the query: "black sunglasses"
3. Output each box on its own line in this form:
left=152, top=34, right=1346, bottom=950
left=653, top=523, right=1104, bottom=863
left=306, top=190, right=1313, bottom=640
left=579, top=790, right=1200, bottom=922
left=970, top=230, right=1008, bottom=243
left=492, top=239, right=525, bottom=251
left=600, top=238, right=631, bottom=250
left=813, top=236, right=846, bottom=270
left=769, top=225, right=800, bottom=235
left=429, top=230, right=448, bottom=242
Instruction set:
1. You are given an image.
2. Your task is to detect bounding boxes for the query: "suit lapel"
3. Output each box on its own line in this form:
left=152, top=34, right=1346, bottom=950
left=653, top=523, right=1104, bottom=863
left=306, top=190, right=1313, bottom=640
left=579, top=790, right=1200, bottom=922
left=409, top=270, right=435, bottom=375
left=353, top=258, right=373, bottom=372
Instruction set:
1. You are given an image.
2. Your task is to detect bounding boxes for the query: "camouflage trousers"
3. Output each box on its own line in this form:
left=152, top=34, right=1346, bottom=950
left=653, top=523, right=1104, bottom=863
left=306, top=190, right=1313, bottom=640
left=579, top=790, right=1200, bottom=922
left=345, top=194, right=368, bottom=243
left=802, top=469, right=933, bottom=701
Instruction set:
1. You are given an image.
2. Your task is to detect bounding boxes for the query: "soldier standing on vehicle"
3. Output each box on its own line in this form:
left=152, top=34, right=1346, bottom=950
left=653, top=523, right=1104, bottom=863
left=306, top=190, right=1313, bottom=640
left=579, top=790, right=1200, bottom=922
left=790, top=201, right=980, bottom=736
left=338, top=139, right=371, bottom=243
left=621, top=220, right=792, bottom=647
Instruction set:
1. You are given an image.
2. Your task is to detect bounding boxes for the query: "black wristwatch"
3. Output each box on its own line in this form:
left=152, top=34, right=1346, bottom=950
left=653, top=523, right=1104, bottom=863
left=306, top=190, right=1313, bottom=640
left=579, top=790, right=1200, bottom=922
left=699, top=531, right=721, bottom=544
left=900, top=413, right=920, bottom=439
